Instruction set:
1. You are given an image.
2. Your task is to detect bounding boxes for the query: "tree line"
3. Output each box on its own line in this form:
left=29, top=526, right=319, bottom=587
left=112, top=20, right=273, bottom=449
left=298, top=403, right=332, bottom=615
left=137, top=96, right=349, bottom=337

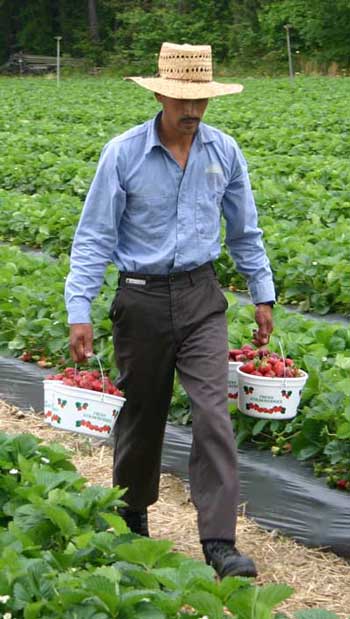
left=1, top=0, right=349, bottom=73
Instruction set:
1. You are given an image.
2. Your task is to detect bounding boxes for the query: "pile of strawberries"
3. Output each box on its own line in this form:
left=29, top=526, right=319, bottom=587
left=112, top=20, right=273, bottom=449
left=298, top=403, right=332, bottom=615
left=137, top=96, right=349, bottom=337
left=46, top=368, right=124, bottom=396
left=229, top=344, right=303, bottom=378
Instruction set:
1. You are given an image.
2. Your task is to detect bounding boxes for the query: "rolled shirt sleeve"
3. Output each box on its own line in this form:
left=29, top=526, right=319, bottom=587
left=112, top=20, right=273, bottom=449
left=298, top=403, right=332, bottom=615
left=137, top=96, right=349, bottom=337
left=65, top=140, right=126, bottom=324
left=222, top=143, right=276, bottom=305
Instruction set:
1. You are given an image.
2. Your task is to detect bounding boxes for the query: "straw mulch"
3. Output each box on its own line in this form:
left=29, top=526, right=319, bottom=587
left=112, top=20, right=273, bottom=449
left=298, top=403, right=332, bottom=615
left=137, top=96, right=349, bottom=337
left=0, top=399, right=349, bottom=618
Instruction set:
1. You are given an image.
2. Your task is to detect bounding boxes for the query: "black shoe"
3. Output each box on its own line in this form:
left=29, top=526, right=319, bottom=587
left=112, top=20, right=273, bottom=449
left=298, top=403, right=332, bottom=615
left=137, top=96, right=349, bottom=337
left=202, top=540, right=257, bottom=579
left=118, top=507, right=149, bottom=537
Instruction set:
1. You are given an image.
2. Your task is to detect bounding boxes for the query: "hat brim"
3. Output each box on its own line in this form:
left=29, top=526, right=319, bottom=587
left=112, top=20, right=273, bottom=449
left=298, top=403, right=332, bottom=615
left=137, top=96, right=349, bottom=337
left=125, top=76, right=243, bottom=99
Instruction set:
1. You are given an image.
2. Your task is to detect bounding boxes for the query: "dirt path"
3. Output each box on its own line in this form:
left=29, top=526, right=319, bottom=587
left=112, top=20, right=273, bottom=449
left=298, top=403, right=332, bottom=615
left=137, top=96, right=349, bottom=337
left=1, top=400, right=349, bottom=617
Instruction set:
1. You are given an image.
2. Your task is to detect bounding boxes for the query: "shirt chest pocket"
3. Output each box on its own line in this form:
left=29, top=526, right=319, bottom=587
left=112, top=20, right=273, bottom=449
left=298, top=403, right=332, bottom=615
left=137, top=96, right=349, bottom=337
left=195, top=190, right=224, bottom=239
left=127, top=193, right=172, bottom=231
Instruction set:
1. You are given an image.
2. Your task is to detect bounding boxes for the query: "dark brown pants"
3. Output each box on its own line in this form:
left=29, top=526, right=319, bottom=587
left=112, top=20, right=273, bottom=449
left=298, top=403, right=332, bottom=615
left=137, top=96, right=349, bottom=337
left=110, top=262, right=239, bottom=541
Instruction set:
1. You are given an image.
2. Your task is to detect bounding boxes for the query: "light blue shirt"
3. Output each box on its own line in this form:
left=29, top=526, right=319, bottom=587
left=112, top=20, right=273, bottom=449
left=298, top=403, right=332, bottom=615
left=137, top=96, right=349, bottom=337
left=65, top=113, right=275, bottom=324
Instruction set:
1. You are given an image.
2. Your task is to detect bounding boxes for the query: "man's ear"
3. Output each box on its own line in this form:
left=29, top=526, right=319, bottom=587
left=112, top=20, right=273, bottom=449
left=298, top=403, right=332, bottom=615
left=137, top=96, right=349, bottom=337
left=154, top=92, right=163, bottom=104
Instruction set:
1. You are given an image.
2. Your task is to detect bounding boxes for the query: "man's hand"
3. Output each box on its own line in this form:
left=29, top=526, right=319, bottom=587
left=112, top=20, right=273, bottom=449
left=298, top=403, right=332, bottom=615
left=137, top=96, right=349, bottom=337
left=253, top=304, right=273, bottom=347
left=69, top=323, right=94, bottom=363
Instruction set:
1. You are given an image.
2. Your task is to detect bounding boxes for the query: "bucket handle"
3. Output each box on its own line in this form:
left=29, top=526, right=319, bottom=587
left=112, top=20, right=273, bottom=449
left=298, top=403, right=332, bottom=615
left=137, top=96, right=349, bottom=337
left=277, top=339, right=288, bottom=388
left=74, top=353, right=107, bottom=401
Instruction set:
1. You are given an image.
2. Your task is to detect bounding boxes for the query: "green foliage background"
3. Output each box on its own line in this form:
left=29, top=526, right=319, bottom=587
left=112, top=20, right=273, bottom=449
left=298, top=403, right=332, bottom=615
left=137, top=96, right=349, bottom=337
left=1, top=0, right=350, bottom=73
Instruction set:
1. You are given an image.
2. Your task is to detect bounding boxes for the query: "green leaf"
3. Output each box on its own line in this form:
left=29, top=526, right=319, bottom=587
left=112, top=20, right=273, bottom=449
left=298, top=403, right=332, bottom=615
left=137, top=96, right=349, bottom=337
left=336, top=422, right=350, bottom=439
left=13, top=504, right=47, bottom=532
left=150, top=590, right=182, bottom=615
left=257, top=583, right=294, bottom=611
left=99, top=511, right=130, bottom=535
left=54, top=588, right=89, bottom=608
left=120, top=589, right=158, bottom=606
left=13, top=581, right=33, bottom=610
left=72, top=530, right=95, bottom=549
left=34, top=469, right=84, bottom=493
left=183, top=590, right=223, bottom=619
left=219, top=575, right=252, bottom=602
left=114, top=561, right=160, bottom=589
left=24, top=601, right=46, bottom=619
left=84, top=573, right=120, bottom=614
left=334, top=379, right=350, bottom=397
left=12, top=434, right=40, bottom=459
left=41, top=503, right=77, bottom=537
left=153, top=559, right=215, bottom=590
left=334, top=353, right=350, bottom=369
left=297, top=445, right=322, bottom=461
left=115, top=538, right=173, bottom=568
left=252, top=419, right=268, bottom=436
left=132, top=601, right=165, bottom=619
left=225, top=586, right=258, bottom=618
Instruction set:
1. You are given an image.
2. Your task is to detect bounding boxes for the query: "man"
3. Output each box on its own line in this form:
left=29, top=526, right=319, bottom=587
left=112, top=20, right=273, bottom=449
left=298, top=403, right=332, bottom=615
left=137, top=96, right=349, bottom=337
left=65, top=42, right=275, bottom=579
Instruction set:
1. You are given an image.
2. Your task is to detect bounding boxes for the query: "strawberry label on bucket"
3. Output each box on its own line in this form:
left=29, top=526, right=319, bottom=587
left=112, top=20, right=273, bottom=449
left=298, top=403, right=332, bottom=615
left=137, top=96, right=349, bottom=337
left=228, top=360, right=241, bottom=403
left=228, top=391, right=238, bottom=400
left=247, top=402, right=286, bottom=415
left=75, top=402, right=89, bottom=411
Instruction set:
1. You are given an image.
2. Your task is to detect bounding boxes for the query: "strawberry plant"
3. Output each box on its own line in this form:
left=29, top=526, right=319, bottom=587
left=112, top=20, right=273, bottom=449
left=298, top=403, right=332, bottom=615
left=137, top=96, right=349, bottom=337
left=0, top=431, right=343, bottom=618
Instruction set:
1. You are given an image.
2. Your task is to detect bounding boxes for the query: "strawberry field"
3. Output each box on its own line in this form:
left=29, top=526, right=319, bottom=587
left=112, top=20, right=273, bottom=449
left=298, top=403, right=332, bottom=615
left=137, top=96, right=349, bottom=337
left=0, top=75, right=350, bottom=491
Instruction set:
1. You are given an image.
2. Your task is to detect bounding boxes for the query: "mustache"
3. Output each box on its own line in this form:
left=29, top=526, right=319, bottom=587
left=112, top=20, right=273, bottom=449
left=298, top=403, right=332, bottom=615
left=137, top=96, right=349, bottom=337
left=180, top=116, right=200, bottom=122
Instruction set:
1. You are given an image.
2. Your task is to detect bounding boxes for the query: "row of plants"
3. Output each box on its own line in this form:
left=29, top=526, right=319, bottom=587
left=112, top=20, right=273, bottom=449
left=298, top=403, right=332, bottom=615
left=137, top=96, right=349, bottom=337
left=1, top=431, right=342, bottom=619
left=0, top=243, right=349, bottom=491
left=0, top=245, right=115, bottom=365
left=1, top=184, right=350, bottom=315
left=0, top=77, right=350, bottom=313
left=1, top=182, right=350, bottom=315
left=0, top=189, right=81, bottom=256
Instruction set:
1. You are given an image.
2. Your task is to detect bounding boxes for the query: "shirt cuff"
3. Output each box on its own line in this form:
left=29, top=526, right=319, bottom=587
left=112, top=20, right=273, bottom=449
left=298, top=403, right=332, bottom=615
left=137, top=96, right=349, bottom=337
left=67, top=300, right=92, bottom=325
left=248, top=279, right=276, bottom=306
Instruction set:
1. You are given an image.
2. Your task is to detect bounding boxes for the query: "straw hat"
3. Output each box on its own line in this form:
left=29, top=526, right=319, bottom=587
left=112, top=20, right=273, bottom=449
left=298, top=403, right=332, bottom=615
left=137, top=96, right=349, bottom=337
left=126, top=42, right=243, bottom=99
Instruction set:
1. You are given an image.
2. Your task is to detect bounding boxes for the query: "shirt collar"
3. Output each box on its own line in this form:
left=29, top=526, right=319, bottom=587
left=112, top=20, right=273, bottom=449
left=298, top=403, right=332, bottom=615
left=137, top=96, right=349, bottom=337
left=145, top=112, right=163, bottom=155
left=145, top=112, right=214, bottom=155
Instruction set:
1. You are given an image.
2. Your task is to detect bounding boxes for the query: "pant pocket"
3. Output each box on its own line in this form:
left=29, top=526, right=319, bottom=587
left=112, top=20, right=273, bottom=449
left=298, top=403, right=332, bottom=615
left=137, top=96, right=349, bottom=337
left=109, top=288, right=123, bottom=321
left=211, top=279, right=229, bottom=312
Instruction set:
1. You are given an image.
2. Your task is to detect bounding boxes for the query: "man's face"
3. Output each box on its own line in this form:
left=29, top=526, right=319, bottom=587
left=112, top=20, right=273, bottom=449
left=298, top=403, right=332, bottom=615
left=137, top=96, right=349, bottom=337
left=155, top=94, right=209, bottom=135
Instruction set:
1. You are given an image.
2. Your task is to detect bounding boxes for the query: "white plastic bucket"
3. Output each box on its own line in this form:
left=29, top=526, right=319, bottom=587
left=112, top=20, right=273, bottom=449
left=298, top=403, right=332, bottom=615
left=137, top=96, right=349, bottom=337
left=237, top=367, right=308, bottom=420
left=44, top=380, right=125, bottom=438
left=228, top=361, right=241, bottom=404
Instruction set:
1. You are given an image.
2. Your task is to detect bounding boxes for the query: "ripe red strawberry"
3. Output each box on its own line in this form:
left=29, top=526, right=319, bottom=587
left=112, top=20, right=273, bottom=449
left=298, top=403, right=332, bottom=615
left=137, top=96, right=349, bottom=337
left=64, top=368, right=75, bottom=376
left=260, top=362, right=273, bottom=375
left=241, top=362, right=256, bottom=374
left=91, top=380, right=103, bottom=392
left=62, top=378, right=75, bottom=386
left=274, top=361, right=286, bottom=377
left=228, top=349, right=243, bottom=361
left=337, top=479, right=348, bottom=490
left=241, top=344, right=254, bottom=352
